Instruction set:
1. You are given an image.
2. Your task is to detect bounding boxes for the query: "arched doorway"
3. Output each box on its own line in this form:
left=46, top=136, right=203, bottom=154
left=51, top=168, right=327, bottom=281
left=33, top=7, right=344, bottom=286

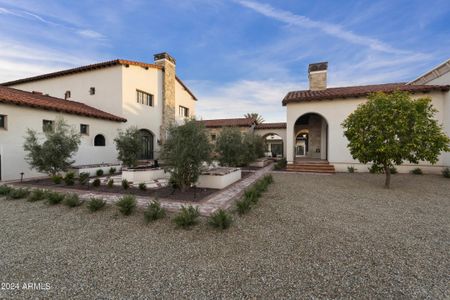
left=262, top=133, right=284, bottom=158
left=294, top=113, right=328, bottom=160
left=139, top=129, right=154, bottom=160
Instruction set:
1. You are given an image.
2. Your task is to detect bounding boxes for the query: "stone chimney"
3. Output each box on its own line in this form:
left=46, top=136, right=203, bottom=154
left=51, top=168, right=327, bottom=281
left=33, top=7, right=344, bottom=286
left=308, top=62, right=328, bottom=91
left=154, top=52, right=176, bottom=144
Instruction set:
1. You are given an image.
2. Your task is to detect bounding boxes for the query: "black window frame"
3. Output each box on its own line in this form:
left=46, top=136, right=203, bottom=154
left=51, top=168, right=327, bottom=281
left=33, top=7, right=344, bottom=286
left=94, top=134, right=106, bottom=147
left=80, top=124, right=89, bottom=135
left=179, top=105, right=189, bottom=117
left=0, top=115, right=6, bottom=129
left=42, top=120, right=54, bottom=132
left=136, top=90, right=154, bottom=107
left=89, top=87, right=95, bottom=95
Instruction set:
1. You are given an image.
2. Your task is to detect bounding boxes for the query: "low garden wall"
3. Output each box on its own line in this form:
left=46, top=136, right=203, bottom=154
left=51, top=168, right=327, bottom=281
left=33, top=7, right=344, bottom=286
left=69, top=163, right=121, bottom=177
left=197, top=168, right=241, bottom=189
left=122, top=168, right=169, bottom=183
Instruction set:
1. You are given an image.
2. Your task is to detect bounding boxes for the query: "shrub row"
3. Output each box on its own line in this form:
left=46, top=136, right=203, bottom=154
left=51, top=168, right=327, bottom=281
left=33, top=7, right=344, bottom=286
left=236, top=174, right=273, bottom=215
left=273, top=158, right=287, bottom=170
left=350, top=166, right=450, bottom=177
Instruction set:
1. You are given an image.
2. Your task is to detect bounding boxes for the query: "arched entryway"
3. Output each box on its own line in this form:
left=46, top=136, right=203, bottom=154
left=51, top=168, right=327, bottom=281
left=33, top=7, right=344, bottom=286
left=294, top=113, right=328, bottom=160
left=262, top=133, right=284, bottom=158
left=139, top=129, right=154, bottom=160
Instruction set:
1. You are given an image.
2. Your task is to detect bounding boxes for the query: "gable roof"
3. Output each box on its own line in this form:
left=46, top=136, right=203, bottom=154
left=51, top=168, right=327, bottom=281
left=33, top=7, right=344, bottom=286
left=0, top=86, right=127, bottom=122
left=409, top=58, right=450, bottom=85
left=198, top=117, right=256, bottom=128
left=282, top=83, right=450, bottom=105
left=255, top=122, right=286, bottom=129
left=1, top=59, right=198, bottom=100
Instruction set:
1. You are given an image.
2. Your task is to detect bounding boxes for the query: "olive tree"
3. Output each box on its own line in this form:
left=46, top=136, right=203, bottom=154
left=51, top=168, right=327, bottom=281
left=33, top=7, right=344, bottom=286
left=23, top=118, right=81, bottom=176
left=342, top=91, right=449, bottom=188
left=114, top=126, right=141, bottom=168
left=241, top=132, right=265, bottom=165
left=215, top=127, right=244, bottom=167
left=161, top=119, right=212, bottom=191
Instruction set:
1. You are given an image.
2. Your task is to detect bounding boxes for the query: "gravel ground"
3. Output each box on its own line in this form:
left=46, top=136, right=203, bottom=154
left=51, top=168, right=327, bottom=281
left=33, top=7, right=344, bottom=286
left=0, top=173, right=449, bottom=299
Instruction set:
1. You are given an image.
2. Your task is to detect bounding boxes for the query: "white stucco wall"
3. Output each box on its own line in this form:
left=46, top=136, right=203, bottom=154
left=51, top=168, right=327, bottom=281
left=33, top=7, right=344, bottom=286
left=286, top=91, right=450, bottom=172
left=175, top=80, right=197, bottom=124
left=254, top=128, right=287, bottom=158
left=0, top=104, right=121, bottom=181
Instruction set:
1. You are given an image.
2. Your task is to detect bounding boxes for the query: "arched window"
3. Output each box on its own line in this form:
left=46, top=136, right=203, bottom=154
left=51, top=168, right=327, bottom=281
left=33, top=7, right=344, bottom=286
left=94, top=134, right=106, bottom=146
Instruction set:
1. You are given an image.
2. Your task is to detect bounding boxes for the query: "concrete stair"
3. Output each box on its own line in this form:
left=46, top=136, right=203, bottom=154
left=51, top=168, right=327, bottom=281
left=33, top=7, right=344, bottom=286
left=286, top=160, right=335, bottom=174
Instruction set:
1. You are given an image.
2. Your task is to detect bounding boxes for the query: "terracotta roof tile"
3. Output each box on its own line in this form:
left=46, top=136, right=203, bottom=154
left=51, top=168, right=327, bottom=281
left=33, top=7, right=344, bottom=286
left=282, top=83, right=450, bottom=105
left=1, top=59, right=198, bottom=100
left=198, top=117, right=256, bottom=128
left=255, top=122, right=286, bottom=129
left=0, top=86, right=127, bottom=122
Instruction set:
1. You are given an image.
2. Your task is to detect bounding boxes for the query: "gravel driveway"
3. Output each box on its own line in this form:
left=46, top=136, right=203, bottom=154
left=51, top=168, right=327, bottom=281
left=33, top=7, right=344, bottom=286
left=1, top=173, right=449, bottom=299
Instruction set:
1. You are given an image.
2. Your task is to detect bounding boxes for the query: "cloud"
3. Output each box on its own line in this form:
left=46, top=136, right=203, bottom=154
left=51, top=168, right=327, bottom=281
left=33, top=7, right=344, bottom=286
left=236, top=0, right=408, bottom=54
left=77, top=29, right=105, bottom=40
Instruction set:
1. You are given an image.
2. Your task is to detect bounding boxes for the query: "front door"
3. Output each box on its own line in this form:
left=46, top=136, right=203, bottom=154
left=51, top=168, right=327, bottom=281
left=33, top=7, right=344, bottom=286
left=139, top=130, right=154, bottom=160
left=295, top=140, right=306, bottom=157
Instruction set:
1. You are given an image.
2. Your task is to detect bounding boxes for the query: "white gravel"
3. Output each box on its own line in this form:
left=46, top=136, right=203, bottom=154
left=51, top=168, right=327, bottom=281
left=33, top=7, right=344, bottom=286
left=0, top=173, right=449, bottom=299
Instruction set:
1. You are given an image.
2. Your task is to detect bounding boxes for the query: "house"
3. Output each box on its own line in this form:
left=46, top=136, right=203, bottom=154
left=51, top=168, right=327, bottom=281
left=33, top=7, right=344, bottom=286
left=283, top=61, right=450, bottom=173
left=0, top=52, right=197, bottom=181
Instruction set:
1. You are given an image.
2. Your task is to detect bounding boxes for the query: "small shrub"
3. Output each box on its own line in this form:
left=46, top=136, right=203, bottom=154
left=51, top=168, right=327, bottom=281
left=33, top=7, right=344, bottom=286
left=443, top=167, right=450, bottom=178
left=64, top=172, right=76, bottom=185
left=92, top=178, right=101, bottom=187
left=107, top=179, right=114, bottom=188
left=368, top=165, right=379, bottom=174
left=27, top=189, right=47, bottom=202
left=109, top=167, right=116, bottom=175
left=47, top=192, right=65, bottom=205
left=0, top=185, right=12, bottom=196
left=173, top=205, right=200, bottom=228
left=347, top=166, right=356, bottom=173
left=79, top=172, right=90, bottom=185
left=138, top=183, right=147, bottom=191
left=116, top=195, right=136, bottom=215
left=87, top=197, right=106, bottom=212
left=96, top=169, right=104, bottom=176
left=244, top=188, right=259, bottom=204
left=274, top=158, right=287, bottom=170
left=122, top=179, right=130, bottom=190
left=263, top=174, right=273, bottom=184
left=411, top=168, right=423, bottom=175
left=390, top=167, right=398, bottom=174
left=64, top=193, right=82, bottom=207
left=208, top=209, right=232, bottom=229
left=52, top=175, right=63, bottom=184
left=236, top=198, right=252, bottom=215
left=8, top=188, right=30, bottom=199
left=144, top=201, right=166, bottom=222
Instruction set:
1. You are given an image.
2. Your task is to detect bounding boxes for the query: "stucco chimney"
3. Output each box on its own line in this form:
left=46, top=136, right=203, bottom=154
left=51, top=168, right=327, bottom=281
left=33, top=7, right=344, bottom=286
left=154, top=52, right=176, bottom=144
left=308, top=62, right=328, bottom=91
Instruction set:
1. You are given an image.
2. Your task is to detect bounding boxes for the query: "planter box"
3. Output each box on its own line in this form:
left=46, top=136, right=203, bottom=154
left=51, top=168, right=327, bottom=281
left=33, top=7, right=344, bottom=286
left=69, top=163, right=121, bottom=177
left=249, top=158, right=271, bottom=168
left=122, top=168, right=168, bottom=183
left=197, top=167, right=241, bottom=189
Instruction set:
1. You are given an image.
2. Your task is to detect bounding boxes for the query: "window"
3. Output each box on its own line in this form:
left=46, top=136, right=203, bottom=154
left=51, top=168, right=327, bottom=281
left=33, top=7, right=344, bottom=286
left=94, top=134, right=106, bottom=146
left=0, top=115, right=6, bottom=129
left=89, top=87, right=95, bottom=95
left=80, top=124, right=89, bottom=135
left=211, top=134, right=216, bottom=141
left=136, top=90, right=153, bottom=106
left=64, top=90, right=71, bottom=99
left=42, top=120, right=54, bottom=132
left=179, top=106, right=189, bottom=117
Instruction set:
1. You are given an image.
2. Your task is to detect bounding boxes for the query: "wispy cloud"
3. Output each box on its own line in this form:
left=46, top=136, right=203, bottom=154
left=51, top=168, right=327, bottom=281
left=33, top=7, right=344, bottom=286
left=236, top=0, right=408, bottom=54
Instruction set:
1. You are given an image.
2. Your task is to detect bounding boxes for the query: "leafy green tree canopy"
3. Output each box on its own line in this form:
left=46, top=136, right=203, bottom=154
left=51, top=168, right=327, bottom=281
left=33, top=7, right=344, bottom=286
left=23, top=117, right=81, bottom=176
left=161, top=119, right=212, bottom=191
left=215, top=127, right=244, bottom=167
left=342, top=91, right=449, bottom=188
left=114, top=126, right=141, bottom=168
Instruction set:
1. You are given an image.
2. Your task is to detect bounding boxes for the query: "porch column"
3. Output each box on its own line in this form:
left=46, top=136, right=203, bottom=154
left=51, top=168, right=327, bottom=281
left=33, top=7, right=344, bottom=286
left=286, top=121, right=294, bottom=164
left=320, top=120, right=327, bottom=160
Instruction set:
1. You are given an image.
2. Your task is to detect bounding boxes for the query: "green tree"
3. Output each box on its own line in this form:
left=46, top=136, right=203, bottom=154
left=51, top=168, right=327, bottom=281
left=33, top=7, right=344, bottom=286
left=342, top=91, right=449, bottom=188
left=215, top=127, right=244, bottom=167
left=114, top=126, right=141, bottom=168
left=161, top=119, right=212, bottom=191
left=241, top=133, right=265, bottom=165
left=23, top=118, right=81, bottom=176
left=244, top=113, right=265, bottom=125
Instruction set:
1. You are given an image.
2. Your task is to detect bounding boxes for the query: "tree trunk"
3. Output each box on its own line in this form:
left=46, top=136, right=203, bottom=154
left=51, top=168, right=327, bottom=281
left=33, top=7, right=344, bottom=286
left=384, top=165, right=391, bottom=189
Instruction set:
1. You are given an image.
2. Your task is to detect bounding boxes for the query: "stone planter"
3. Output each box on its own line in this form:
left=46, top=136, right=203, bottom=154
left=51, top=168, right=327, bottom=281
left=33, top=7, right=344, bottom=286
left=69, top=163, right=121, bottom=177
left=122, top=168, right=168, bottom=183
left=249, top=158, right=271, bottom=168
left=197, top=167, right=241, bottom=189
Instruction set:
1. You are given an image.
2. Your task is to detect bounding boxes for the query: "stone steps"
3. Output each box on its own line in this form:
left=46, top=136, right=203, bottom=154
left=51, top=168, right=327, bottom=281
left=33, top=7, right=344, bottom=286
left=286, top=162, right=335, bottom=174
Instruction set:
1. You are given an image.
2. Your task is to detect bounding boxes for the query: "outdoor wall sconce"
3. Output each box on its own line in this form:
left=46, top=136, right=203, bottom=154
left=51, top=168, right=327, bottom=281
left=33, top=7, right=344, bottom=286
left=20, top=172, right=24, bottom=182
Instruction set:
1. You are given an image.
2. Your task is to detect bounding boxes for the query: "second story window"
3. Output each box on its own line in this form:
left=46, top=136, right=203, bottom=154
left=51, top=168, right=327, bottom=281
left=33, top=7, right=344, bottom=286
left=137, top=90, right=153, bottom=107
left=179, top=106, right=189, bottom=117
left=90, top=87, right=95, bottom=95
left=0, top=115, right=7, bottom=130
left=80, top=124, right=89, bottom=135
left=43, top=120, right=54, bottom=132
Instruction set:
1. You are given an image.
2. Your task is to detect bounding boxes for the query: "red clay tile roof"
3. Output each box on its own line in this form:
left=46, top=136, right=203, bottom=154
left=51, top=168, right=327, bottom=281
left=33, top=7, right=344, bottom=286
left=0, top=86, right=127, bottom=122
left=255, top=122, right=286, bottom=129
left=1, top=59, right=198, bottom=100
left=198, top=117, right=256, bottom=128
left=282, top=83, right=450, bottom=106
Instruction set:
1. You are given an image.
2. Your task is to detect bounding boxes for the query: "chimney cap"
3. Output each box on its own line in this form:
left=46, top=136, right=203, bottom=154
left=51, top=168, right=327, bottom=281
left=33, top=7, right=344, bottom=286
left=308, top=62, right=328, bottom=72
left=154, top=52, right=176, bottom=65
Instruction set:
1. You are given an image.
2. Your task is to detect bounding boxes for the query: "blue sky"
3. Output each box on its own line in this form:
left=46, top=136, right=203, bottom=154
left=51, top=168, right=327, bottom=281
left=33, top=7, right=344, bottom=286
left=0, top=0, right=449, bottom=121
